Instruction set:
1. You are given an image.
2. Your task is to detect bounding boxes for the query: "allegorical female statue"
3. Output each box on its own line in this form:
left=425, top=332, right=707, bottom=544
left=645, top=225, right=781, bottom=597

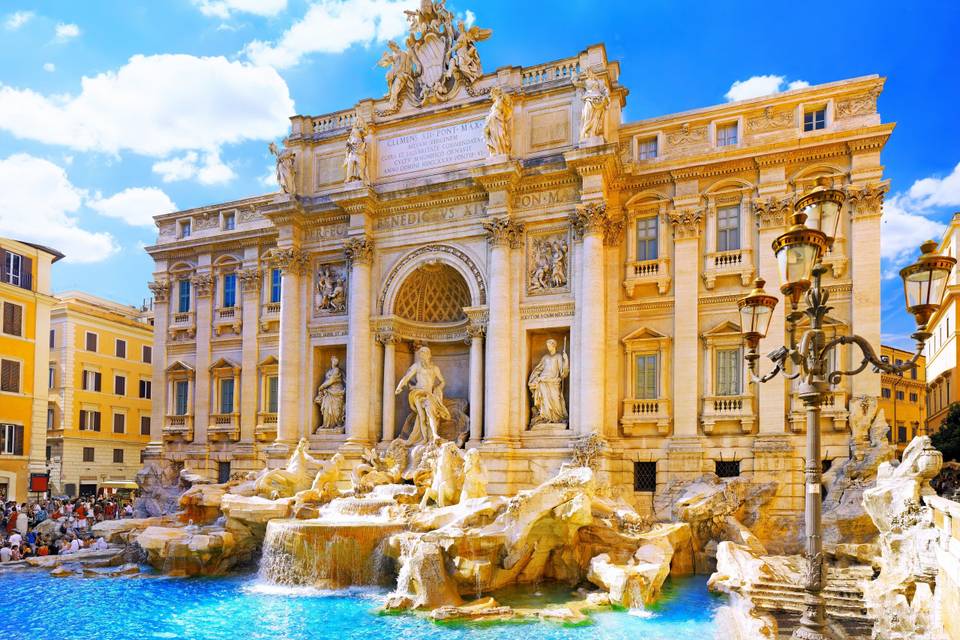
left=314, top=356, right=346, bottom=430
left=343, top=117, right=368, bottom=183
left=268, top=142, right=297, bottom=195
left=395, top=346, right=450, bottom=443
left=483, top=86, right=512, bottom=156
left=528, top=338, right=570, bottom=426
left=575, top=69, right=610, bottom=141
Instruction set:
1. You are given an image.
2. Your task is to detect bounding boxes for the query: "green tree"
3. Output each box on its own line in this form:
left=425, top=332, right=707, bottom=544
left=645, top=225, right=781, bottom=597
left=932, top=402, right=960, bottom=462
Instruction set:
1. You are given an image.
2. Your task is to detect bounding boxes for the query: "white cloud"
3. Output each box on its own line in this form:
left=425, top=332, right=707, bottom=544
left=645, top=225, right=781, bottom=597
left=88, top=187, right=177, bottom=227
left=880, top=194, right=946, bottom=271
left=54, top=22, right=80, bottom=40
left=5, top=10, right=33, bottom=30
left=724, top=74, right=811, bottom=102
left=906, top=162, right=960, bottom=209
left=0, top=54, right=294, bottom=166
left=243, top=0, right=417, bottom=69
left=0, top=154, right=117, bottom=263
left=43, top=62, right=55, bottom=72
left=192, top=0, right=287, bottom=19
left=259, top=164, right=278, bottom=189
left=152, top=150, right=236, bottom=185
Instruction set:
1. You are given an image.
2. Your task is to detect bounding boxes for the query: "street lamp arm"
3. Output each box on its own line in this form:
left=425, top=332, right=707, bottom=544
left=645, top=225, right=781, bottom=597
left=747, top=345, right=801, bottom=384
left=821, top=334, right=924, bottom=385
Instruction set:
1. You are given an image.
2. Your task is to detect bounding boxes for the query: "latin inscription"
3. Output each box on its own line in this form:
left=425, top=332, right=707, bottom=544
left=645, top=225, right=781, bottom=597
left=306, top=223, right=348, bottom=241
left=378, top=120, right=486, bottom=178
left=513, top=187, right=578, bottom=211
left=375, top=202, right=485, bottom=231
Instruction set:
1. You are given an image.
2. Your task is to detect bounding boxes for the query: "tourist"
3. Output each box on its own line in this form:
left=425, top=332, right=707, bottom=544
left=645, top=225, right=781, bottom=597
left=8, top=530, right=22, bottom=549
left=0, top=542, right=11, bottom=563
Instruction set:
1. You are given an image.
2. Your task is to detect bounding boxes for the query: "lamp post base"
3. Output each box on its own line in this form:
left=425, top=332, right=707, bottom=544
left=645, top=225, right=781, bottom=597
left=790, top=594, right=843, bottom=640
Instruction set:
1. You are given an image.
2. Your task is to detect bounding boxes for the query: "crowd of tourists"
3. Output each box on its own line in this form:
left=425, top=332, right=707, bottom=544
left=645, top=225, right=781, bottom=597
left=0, top=497, right=134, bottom=562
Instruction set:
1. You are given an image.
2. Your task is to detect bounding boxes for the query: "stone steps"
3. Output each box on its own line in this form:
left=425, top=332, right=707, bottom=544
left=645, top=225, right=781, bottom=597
left=746, top=577, right=870, bottom=621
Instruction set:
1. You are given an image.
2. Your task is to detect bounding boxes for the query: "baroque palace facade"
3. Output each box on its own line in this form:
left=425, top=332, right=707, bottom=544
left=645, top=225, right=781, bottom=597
left=146, top=20, right=890, bottom=535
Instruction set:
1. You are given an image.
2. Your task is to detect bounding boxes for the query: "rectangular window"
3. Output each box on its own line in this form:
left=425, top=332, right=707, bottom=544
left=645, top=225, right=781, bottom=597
left=717, top=122, right=738, bottom=146
left=910, top=392, right=918, bottom=403
left=223, top=213, right=236, bottom=231
left=3, top=252, right=23, bottom=287
left=2, top=301, right=23, bottom=336
left=47, top=407, right=54, bottom=429
left=881, top=387, right=892, bottom=399
left=803, top=108, right=826, bottom=132
left=82, top=447, right=95, bottom=462
left=115, top=339, right=126, bottom=358
left=113, top=413, right=125, bottom=434
left=0, top=359, right=21, bottom=393
left=179, top=220, right=191, bottom=238
left=637, top=136, right=658, bottom=160
left=633, top=354, right=657, bottom=399
left=220, top=378, right=235, bottom=414
left=139, top=379, right=152, bottom=399
left=178, top=279, right=191, bottom=313
left=896, top=390, right=905, bottom=401
left=174, top=380, right=189, bottom=416
left=48, top=366, right=55, bottom=389
left=897, top=423, right=907, bottom=442
left=267, top=375, right=279, bottom=413
left=717, top=205, right=741, bottom=252
left=143, top=345, right=153, bottom=364
left=49, top=329, right=55, bottom=348
left=113, top=448, right=124, bottom=464
left=716, top=348, right=742, bottom=396
left=140, top=415, right=151, bottom=436
left=0, top=423, right=24, bottom=455
left=636, top=216, right=658, bottom=261
left=633, top=461, right=657, bottom=492
left=911, top=367, right=917, bottom=380
left=85, top=331, right=98, bottom=352
left=82, top=370, right=102, bottom=392
left=79, top=410, right=102, bottom=432
left=114, top=375, right=126, bottom=396
left=223, top=273, right=237, bottom=308
left=218, top=461, right=231, bottom=484
left=270, top=268, right=282, bottom=303
left=716, top=460, right=741, bottom=478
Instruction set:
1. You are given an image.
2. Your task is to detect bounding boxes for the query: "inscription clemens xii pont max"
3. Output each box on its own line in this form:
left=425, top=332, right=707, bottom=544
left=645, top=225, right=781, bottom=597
left=379, top=120, right=486, bottom=178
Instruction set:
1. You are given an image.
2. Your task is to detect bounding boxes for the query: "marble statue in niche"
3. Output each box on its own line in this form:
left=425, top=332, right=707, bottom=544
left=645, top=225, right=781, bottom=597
left=268, top=142, right=297, bottom=195
left=314, top=356, right=346, bottom=431
left=395, top=346, right=450, bottom=443
left=483, top=86, right=512, bottom=156
left=314, top=265, right=346, bottom=314
left=343, top=117, right=369, bottom=183
left=575, top=69, right=610, bottom=141
left=528, top=338, right=570, bottom=427
left=528, top=235, right=568, bottom=292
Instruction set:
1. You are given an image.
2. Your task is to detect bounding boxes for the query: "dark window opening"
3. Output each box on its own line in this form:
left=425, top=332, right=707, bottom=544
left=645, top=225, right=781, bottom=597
left=633, top=461, right=656, bottom=492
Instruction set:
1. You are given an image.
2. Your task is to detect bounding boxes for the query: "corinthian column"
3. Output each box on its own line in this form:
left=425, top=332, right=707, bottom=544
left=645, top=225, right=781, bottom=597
left=379, top=331, right=397, bottom=442
left=345, top=235, right=374, bottom=446
left=668, top=208, right=704, bottom=438
left=571, top=202, right=608, bottom=436
left=482, top=217, right=523, bottom=445
left=275, top=247, right=308, bottom=445
left=146, top=279, right=170, bottom=457
left=465, top=315, right=487, bottom=446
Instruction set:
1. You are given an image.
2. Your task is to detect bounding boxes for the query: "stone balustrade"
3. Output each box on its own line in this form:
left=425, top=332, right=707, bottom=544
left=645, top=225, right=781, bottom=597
left=623, top=257, right=671, bottom=297
left=788, top=390, right=850, bottom=432
left=620, top=398, right=671, bottom=435
left=255, top=413, right=278, bottom=442
left=702, top=249, right=754, bottom=289
left=208, top=413, right=240, bottom=440
left=521, top=59, right=580, bottom=87
left=701, top=394, right=754, bottom=434
left=164, top=415, right=194, bottom=441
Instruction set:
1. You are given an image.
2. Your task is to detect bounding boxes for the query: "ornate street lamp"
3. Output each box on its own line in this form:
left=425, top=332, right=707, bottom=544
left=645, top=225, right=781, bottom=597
left=738, top=183, right=955, bottom=640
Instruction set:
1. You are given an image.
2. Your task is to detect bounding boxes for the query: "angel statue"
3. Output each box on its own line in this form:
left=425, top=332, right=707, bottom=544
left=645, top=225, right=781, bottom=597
left=450, top=21, right=492, bottom=85
left=343, top=116, right=368, bottom=183
left=268, top=142, right=297, bottom=196
left=574, top=69, right=610, bottom=141
left=483, top=87, right=512, bottom=156
left=378, top=39, right=417, bottom=111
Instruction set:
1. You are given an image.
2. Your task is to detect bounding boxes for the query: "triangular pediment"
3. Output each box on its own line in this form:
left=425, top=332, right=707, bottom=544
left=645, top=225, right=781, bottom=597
left=702, top=319, right=742, bottom=337
left=165, top=360, right=195, bottom=373
left=258, top=355, right=279, bottom=367
left=209, top=357, right=240, bottom=371
left=622, top=326, right=669, bottom=344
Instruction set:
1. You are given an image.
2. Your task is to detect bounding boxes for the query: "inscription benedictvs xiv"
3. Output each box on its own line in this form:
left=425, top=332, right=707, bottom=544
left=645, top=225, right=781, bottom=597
left=378, top=120, right=486, bottom=178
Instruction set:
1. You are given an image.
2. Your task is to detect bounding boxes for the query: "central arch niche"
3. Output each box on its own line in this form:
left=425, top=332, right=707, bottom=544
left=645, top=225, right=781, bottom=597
left=394, top=263, right=471, bottom=324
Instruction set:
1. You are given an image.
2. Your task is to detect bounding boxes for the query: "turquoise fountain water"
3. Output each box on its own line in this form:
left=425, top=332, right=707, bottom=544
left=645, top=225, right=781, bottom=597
left=0, top=570, right=724, bottom=640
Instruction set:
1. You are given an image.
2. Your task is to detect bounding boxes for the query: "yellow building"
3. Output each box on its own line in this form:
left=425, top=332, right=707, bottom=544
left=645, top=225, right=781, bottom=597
left=0, top=238, right=62, bottom=502
left=924, top=213, right=960, bottom=436
left=47, top=291, right=153, bottom=497
left=879, top=344, right=926, bottom=456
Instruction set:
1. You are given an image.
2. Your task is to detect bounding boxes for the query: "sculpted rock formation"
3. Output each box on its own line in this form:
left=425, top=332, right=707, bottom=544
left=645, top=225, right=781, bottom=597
left=253, top=438, right=325, bottom=499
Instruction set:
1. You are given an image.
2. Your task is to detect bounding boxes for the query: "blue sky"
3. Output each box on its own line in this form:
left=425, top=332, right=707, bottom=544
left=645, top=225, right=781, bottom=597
left=0, top=1, right=958, bottom=347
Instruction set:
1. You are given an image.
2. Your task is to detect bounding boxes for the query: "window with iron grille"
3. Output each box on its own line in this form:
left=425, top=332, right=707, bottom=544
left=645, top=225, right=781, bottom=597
left=634, top=461, right=657, bottom=492
left=715, top=460, right=740, bottom=478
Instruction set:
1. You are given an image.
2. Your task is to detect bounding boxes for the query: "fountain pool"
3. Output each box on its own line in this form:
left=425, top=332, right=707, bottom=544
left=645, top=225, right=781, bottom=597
left=0, top=571, right=724, bottom=640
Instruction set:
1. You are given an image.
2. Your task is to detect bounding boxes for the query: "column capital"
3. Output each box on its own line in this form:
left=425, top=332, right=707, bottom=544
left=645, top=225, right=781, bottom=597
left=345, top=235, right=374, bottom=265
left=667, top=207, right=704, bottom=240
left=148, top=279, right=170, bottom=303
left=603, top=217, right=625, bottom=247
left=570, top=201, right=608, bottom=240
left=190, top=272, right=214, bottom=297
left=754, top=195, right=793, bottom=230
left=845, top=182, right=889, bottom=220
left=482, top=216, right=524, bottom=249
left=375, top=329, right=397, bottom=346
left=271, top=246, right=310, bottom=274
left=238, top=268, right=262, bottom=292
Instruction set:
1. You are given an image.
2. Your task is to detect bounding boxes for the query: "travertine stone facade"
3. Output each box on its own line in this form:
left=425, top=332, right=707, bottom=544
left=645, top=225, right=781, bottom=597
left=146, top=35, right=891, bottom=533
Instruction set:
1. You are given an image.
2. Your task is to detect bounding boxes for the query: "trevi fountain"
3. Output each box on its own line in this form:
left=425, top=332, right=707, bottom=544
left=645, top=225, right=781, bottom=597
left=4, top=3, right=959, bottom=640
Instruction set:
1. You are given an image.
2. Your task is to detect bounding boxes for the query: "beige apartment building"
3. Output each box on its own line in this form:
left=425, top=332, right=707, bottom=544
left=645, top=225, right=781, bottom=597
left=925, top=212, right=960, bottom=435
left=47, top=292, right=154, bottom=497
left=145, top=36, right=889, bottom=537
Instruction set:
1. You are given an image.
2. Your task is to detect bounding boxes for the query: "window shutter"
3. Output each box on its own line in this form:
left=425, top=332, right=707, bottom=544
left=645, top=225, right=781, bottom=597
left=0, top=359, right=20, bottom=392
left=0, top=425, right=5, bottom=452
left=93, top=411, right=101, bottom=431
left=79, top=409, right=87, bottom=430
left=20, top=256, right=32, bottom=291
left=143, top=346, right=152, bottom=363
left=3, top=302, right=23, bottom=336
left=13, top=425, right=23, bottom=455
left=0, top=249, right=7, bottom=284
left=95, top=372, right=102, bottom=392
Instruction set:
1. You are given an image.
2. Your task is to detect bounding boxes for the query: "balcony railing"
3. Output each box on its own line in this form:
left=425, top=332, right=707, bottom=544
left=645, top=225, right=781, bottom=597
left=260, top=302, right=281, bottom=333
left=521, top=58, right=580, bottom=88
left=701, top=394, right=754, bottom=434
left=256, top=412, right=278, bottom=441
left=620, top=398, right=671, bottom=435
left=623, top=257, right=671, bottom=297
left=788, top=390, right=849, bottom=432
left=703, top=249, right=754, bottom=289
left=208, top=413, right=240, bottom=440
left=214, top=306, right=242, bottom=336
left=311, top=110, right=356, bottom=135
left=168, top=310, right=196, bottom=340
left=163, top=414, right=193, bottom=440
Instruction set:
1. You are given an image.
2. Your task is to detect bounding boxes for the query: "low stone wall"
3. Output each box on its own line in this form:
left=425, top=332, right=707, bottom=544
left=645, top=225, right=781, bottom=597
left=926, top=495, right=960, bottom=640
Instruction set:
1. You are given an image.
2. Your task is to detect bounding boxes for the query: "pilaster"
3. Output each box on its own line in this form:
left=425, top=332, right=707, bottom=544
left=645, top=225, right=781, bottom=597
left=191, top=262, right=214, bottom=446
left=146, top=279, right=170, bottom=457
left=238, top=263, right=261, bottom=443
left=668, top=206, right=703, bottom=438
